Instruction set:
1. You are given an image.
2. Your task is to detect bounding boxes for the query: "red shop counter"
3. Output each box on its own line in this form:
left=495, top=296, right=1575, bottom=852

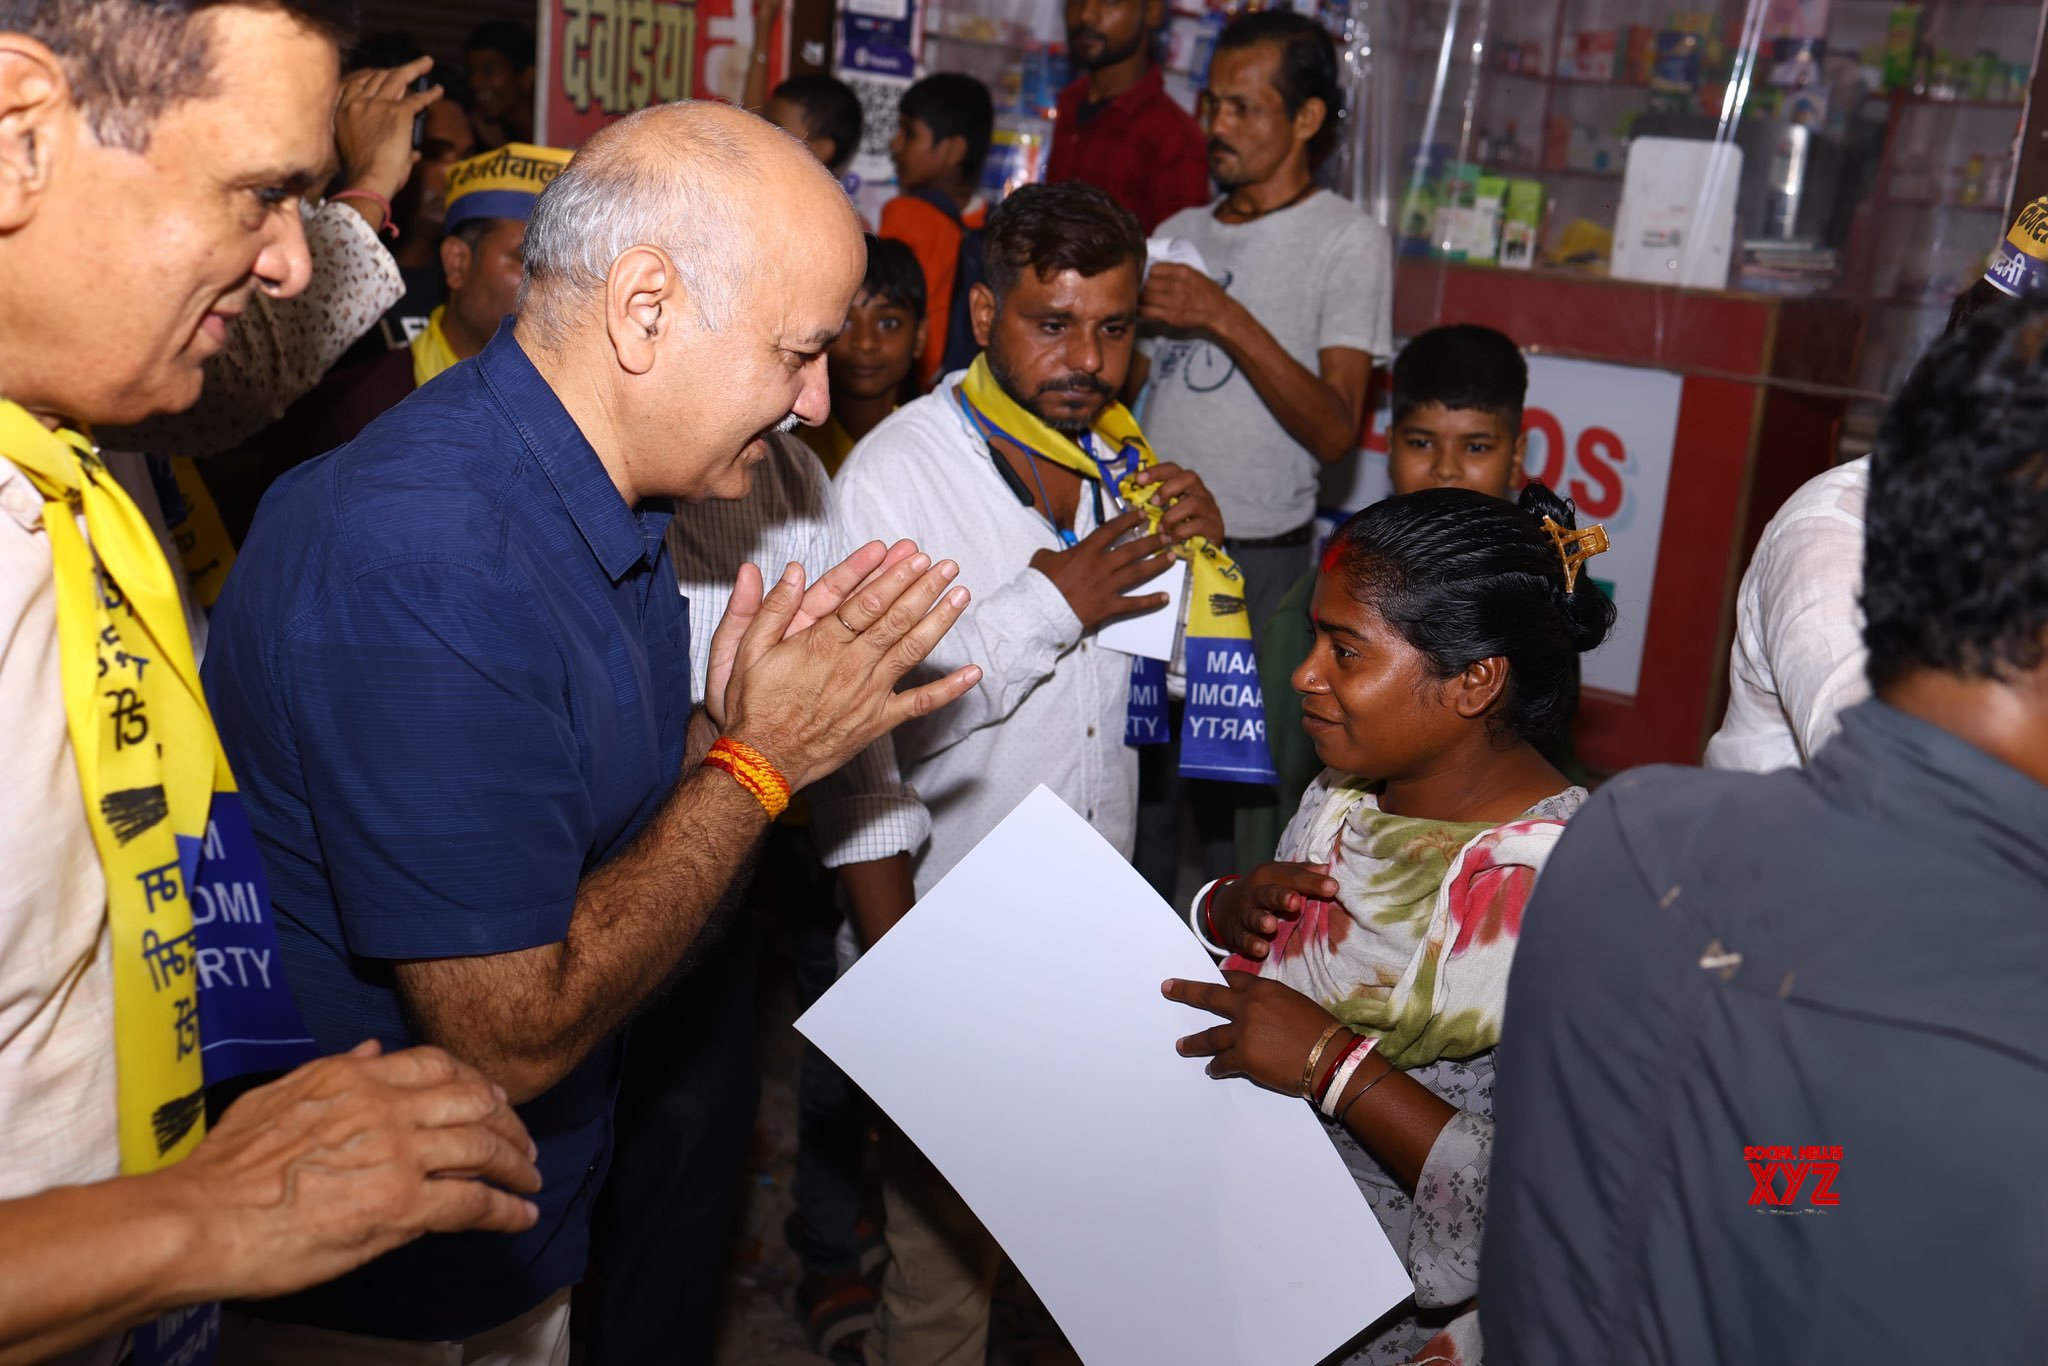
left=1325, top=260, right=1862, bottom=772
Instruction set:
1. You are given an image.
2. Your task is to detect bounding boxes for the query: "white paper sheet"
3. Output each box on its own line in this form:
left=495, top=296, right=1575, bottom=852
left=796, top=787, right=1412, bottom=1366
left=1093, top=556, right=1187, bottom=662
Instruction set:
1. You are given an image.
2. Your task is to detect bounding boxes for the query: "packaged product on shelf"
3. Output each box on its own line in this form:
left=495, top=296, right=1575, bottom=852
left=1624, top=26, right=1658, bottom=84
left=1576, top=30, right=1619, bottom=81
left=1651, top=31, right=1702, bottom=94
left=1969, top=50, right=1999, bottom=101
left=1882, top=6, right=1921, bottom=90
left=1431, top=161, right=1481, bottom=261
left=1469, top=174, right=1508, bottom=263
left=1399, top=178, right=1438, bottom=257
left=1499, top=179, right=1544, bottom=269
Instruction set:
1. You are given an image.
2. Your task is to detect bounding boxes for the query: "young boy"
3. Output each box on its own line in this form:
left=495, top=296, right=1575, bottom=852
left=803, top=234, right=927, bottom=477
left=1237, top=323, right=1563, bottom=866
left=1384, top=323, right=1528, bottom=498
left=880, top=72, right=994, bottom=388
left=765, top=75, right=865, bottom=178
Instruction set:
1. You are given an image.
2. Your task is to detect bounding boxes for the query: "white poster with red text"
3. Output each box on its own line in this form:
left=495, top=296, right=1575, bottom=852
left=1320, top=353, right=1680, bottom=698
left=536, top=0, right=783, bottom=147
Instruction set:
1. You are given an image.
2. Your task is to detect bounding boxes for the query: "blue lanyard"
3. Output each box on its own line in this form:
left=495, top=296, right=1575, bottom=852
left=956, top=389, right=1139, bottom=550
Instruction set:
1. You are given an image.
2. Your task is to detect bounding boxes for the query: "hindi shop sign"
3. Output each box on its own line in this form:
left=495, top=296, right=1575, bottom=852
left=538, top=0, right=780, bottom=146
left=1319, top=352, right=1680, bottom=697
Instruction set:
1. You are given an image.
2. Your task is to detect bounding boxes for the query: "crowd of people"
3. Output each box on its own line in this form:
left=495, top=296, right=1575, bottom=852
left=1, top=1, right=2043, bottom=1365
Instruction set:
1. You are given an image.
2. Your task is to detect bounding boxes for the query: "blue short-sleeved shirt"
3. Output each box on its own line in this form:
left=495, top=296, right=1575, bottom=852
left=203, top=324, right=691, bottom=1340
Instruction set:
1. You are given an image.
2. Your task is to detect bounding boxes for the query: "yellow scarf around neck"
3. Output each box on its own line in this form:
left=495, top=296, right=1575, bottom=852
left=410, top=305, right=463, bottom=388
left=2, top=400, right=221, bottom=1173
left=956, top=355, right=1277, bottom=784
left=956, top=353, right=1249, bottom=634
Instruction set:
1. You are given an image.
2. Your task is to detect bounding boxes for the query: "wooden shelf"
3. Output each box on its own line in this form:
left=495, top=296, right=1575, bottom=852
left=1883, top=93, right=2027, bottom=110
left=1885, top=196, right=2005, bottom=210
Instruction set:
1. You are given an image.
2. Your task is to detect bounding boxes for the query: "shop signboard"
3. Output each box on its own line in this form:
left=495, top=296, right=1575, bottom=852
left=536, top=0, right=780, bottom=146
left=1320, top=353, right=1680, bottom=697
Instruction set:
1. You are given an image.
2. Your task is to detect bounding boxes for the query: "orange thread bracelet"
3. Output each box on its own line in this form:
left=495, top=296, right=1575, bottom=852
left=702, top=737, right=792, bottom=819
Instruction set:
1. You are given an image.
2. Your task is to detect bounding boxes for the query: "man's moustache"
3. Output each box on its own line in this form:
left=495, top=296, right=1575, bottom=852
left=1208, top=139, right=1236, bottom=158
left=1038, top=378, right=1110, bottom=397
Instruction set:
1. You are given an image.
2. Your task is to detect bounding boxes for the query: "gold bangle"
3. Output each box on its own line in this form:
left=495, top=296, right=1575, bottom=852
left=1299, top=1021, right=1346, bottom=1100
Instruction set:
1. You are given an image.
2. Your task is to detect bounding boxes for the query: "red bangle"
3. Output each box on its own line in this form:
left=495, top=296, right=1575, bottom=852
left=330, top=188, right=399, bottom=239
left=1313, top=1032, right=1354, bottom=1103
left=1202, top=875, right=1239, bottom=947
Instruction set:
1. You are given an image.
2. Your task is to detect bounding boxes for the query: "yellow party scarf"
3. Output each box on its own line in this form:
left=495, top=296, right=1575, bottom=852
left=410, top=305, right=463, bottom=389
left=956, top=356, right=1277, bottom=783
left=2, top=400, right=223, bottom=1173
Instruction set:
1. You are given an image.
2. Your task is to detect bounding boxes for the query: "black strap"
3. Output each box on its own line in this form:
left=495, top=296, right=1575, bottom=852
left=909, top=186, right=966, bottom=230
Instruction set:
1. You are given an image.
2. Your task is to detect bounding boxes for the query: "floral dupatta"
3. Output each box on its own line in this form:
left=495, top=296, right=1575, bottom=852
left=1223, top=771, right=1585, bottom=1071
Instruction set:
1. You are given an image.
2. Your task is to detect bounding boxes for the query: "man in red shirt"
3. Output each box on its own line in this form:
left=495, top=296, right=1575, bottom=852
left=1047, top=0, right=1210, bottom=233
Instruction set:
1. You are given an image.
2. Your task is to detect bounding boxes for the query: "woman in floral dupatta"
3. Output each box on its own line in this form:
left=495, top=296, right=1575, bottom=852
left=1165, top=484, right=1615, bottom=1366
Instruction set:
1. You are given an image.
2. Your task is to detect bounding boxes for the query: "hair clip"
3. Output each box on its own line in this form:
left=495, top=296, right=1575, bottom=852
left=1541, top=516, right=1610, bottom=595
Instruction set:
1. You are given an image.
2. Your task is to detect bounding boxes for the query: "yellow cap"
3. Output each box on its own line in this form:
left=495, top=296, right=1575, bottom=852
left=443, top=143, right=573, bottom=232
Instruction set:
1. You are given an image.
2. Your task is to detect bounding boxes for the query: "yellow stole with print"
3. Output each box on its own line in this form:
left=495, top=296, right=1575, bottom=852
left=956, top=356, right=1277, bottom=783
left=2, top=400, right=220, bottom=1172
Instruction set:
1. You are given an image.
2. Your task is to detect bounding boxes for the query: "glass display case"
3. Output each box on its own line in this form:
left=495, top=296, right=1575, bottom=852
left=859, top=0, right=2042, bottom=764
left=1306, top=0, right=2044, bottom=765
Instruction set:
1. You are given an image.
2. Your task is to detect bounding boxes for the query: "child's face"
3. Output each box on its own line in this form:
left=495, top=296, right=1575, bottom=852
left=1387, top=402, right=1524, bottom=499
left=889, top=115, right=956, bottom=190
left=831, top=289, right=923, bottom=401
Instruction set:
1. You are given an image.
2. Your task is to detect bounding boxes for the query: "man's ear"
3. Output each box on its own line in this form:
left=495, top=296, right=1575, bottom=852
left=1509, top=430, right=1529, bottom=489
left=1292, top=95, right=1327, bottom=148
left=439, top=234, right=474, bottom=292
left=0, top=38, right=72, bottom=232
left=969, top=282, right=996, bottom=349
left=913, top=316, right=931, bottom=361
left=605, top=244, right=677, bottom=378
left=937, top=132, right=968, bottom=178
left=1449, top=655, right=1511, bottom=722
left=808, top=135, right=839, bottom=170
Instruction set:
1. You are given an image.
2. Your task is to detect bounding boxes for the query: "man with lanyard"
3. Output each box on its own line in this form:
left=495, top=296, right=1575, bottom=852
left=0, top=1, right=544, bottom=1361
left=832, top=180, right=1259, bottom=1366
left=1046, top=0, right=1210, bottom=233
left=272, top=140, right=572, bottom=464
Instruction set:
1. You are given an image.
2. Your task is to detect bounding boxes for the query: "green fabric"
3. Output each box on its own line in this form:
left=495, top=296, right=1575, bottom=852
left=1234, top=568, right=1321, bottom=868
left=1231, top=567, right=1593, bottom=868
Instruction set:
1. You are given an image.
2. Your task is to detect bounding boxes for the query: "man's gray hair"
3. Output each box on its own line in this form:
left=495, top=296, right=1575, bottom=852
left=0, top=0, right=350, bottom=151
left=518, top=102, right=760, bottom=339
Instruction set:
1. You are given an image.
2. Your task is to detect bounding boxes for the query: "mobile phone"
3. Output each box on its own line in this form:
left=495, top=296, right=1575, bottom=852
left=411, top=74, right=432, bottom=150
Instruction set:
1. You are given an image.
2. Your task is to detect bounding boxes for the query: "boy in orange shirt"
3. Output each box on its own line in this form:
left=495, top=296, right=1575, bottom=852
left=881, top=73, right=994, bottom=388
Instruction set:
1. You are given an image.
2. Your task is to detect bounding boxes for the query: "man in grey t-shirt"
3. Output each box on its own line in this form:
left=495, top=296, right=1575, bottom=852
left=1131, top=9, right=1391, bottom=900
left=1138, top=9, right=1392, bottom=635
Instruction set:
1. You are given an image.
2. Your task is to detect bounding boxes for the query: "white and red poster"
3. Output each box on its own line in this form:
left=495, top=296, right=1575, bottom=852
left=536, top=0, right=785, bottom=146
left=1320, top=353, right=1681, bottom=697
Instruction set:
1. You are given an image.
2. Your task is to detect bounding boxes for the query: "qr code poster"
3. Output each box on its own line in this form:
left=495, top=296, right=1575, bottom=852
left=838, top=69, right=909, bottom=229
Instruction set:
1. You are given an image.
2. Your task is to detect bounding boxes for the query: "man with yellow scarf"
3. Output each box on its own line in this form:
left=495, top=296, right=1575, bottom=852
left=831, top=180, right=1252, bottom=1366
left=0, top=3, right=539, bottom=1362
left=272, top=140, right=572, bottom=462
